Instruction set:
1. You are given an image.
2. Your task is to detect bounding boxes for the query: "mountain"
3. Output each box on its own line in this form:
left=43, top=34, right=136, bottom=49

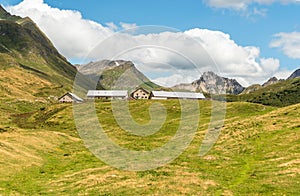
left=227, top=77, right=300, bottom=107
left=262, top=77, right=283, bottom=87
left=77, top=60, right=162, bottom=91
left=173, top=71, right=245, bottom=95
left=287, top=68, right=300, bottom=80
left=0, top=6, right=90, bottom=101
left=241, top=84, right=262, bottom=94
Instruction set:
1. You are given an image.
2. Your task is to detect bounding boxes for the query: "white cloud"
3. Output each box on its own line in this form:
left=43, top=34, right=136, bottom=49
left=120, top=22, right=137, bottom=30
left=205, top=0, right=299, bottom=10
left=152, top=74, right=197, bottom=87
left=274, top=70, right=293, bottom=79
left=6, top=0, right=285, bottom=87
left=106, top=22, right=119, bottom=31
left=270, top=32, right=300, bottom=59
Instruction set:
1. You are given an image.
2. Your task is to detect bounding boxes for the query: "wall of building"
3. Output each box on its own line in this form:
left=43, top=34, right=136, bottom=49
left=59, top=95, right=73, bottom=103
left=132, top=89, right=149, bottom=99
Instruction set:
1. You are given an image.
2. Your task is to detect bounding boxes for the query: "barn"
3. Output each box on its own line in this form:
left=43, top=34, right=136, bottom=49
left=150, top=91, right=205, bottom=100
left=87, top=90, right=128, bottom=100
left=58, top=92, right=84, bottom=103
left=131, top=88, right=150, bottom=100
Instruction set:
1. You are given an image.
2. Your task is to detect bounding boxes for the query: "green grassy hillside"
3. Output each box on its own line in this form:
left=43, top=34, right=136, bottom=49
left=0, top=5, right=299, bottom=196
left=0, top=100, right=299, bottom=195
left=225, top=77, right=300, bottom=107
left=0, top=7, right=91, bottom=101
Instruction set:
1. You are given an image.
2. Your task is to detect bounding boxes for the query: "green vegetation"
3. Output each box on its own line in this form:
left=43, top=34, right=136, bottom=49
left=215, top=77, right=300, bottom=107
left=97, top=61, right=161, bottom=91
left=0, top=99, right=299, bottom=195
left=0, top=9, right=92, bottom=102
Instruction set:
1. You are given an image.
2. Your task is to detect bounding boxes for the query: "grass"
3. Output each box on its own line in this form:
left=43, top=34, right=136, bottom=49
left=0, top=100, right=299, bottom=195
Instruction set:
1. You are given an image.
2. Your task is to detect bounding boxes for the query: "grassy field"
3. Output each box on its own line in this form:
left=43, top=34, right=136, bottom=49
left=0, top=99, right=299, bottom=195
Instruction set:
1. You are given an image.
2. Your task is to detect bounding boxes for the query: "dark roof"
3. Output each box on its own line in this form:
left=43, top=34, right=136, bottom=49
left=131, top=87, right=150, bottom=94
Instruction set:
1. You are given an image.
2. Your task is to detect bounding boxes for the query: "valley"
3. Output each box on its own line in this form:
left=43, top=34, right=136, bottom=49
left=0, top=4, right=299, bottom=195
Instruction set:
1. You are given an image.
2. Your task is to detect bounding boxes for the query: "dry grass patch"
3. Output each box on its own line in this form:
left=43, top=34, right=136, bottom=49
left=0, top=67, right=51, bottom=101
left=0, top=130, right=76, bottom=176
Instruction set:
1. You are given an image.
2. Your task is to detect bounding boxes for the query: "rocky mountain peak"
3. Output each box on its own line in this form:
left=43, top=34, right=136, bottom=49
left=77, top=60, right=134, bottom=75
left=288, top=68, right=300, bottom=80
left=173, top=71, right=245, bottom=95
left=262, top=77, right=279, bottom=87
left=78, top=60, right=161, bottom=90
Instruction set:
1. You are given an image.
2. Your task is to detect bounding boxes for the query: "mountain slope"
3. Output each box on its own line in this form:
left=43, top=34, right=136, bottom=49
left=78, top=60, right=161, bottom=91
left=288, top=68, right=300, bottom=80
left=262, top=77, right=283, bottom=87
left=0, top=6, right=90, bottom=100
left=227, top=77, right=300, bottom=107
left=241, top=84, right=262, bottom=94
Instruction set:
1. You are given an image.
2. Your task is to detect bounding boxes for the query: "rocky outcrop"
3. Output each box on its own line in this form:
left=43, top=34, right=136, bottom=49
left=262, top=77, right=282, bottom=87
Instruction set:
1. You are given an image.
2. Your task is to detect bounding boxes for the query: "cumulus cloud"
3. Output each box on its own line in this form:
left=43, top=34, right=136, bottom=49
left=205, top=0, right=299, bottom=10
left=270, top=32, right=300, bottom=59
left=85, top=28, right=282, bottom=86
left=5, top=0, right=285, bottom=86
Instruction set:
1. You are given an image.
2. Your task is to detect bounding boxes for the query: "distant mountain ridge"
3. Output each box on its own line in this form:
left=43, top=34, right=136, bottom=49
left=77, top=60, right=162, bottom=91
left=173, top=71, right=245, bottom=95
left=262, top=77, right=284, bottom=87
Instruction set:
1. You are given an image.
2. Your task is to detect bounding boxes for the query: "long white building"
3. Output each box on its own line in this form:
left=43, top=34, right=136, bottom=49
left=150, top=91, right=205, bottom=100
left=87, top=90, right=128, bottom=99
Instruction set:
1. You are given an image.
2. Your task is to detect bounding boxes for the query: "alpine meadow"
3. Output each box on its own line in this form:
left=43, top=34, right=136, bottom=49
left=0, top=1, right=300, bottom=196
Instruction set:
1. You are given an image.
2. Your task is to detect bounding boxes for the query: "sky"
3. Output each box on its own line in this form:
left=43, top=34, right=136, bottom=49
left=1, top=0, right=300, bottom=87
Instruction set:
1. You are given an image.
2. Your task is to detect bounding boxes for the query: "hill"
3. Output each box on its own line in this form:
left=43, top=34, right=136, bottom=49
left=241, top=84, right=262, bottom=94
left=0, top=6, right=90, bottom=101
left=78, top=60, right=162, bottom=91
left=226, top=77, right=300, bottom=107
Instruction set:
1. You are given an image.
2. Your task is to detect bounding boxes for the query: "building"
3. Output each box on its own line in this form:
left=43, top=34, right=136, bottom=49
left=58, top=92, right=84, bottom=103
left=150, top=91, right=205, bottom=100
left=131, top=88, right=150, bottom=100
left=87, top=90, right=128, bottom=100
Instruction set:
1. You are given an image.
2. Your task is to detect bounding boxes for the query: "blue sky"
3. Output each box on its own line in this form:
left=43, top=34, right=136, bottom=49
left=1, top=0, right=300, bottom=86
